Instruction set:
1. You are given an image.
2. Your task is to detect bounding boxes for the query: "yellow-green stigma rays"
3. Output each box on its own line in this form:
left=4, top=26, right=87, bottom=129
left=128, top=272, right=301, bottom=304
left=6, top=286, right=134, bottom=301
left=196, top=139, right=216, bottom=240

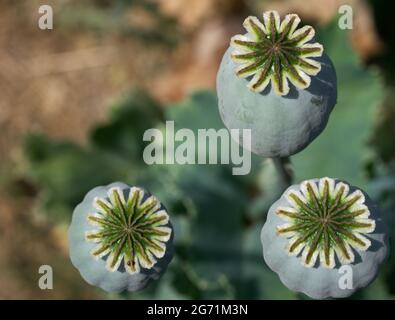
left=85, top=187, right=171, bottom=275
left=230, top=11, right=323, bottom=96
left=276, top=178, right=376, bottom=269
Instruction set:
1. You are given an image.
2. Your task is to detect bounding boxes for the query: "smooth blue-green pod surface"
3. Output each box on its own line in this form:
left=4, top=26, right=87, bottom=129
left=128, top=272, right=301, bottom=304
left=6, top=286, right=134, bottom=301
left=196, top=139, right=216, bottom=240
left=217, top=48, right=338, bottom=158
left=261, top=178, right=389, bottom=299
left=68, top=182, right=174, bottom=293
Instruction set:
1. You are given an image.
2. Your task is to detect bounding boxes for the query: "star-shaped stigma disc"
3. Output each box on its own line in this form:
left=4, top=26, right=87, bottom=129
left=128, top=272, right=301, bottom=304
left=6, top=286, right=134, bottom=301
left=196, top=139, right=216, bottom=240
left=231, top=11, right=324, bottom=96
left=276, top=178, right=375, bottom=268
left=85, top=187, right=172, bottom=275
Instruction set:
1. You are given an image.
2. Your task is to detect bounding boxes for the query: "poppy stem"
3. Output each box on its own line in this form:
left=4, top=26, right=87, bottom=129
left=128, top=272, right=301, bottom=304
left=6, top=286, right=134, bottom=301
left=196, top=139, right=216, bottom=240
left=272, top=157, right=294, bottom=189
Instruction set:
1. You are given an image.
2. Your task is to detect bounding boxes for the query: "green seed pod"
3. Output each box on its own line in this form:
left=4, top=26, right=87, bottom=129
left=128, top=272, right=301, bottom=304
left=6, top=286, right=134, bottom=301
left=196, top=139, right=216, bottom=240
left=68, top=182, right=173, bottom=293
left=217, top=11, right=337, bottom=157
left=261, top=178, right=389, bottom=299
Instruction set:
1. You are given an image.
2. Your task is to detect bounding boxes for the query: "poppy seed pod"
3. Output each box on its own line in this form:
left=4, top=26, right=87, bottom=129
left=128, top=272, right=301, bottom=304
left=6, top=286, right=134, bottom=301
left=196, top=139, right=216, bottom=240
left=217, top=11, right=337, bottom=157
left=68, top=182, right=173, bottom=293
left=261, top=178, right=389, bottom=299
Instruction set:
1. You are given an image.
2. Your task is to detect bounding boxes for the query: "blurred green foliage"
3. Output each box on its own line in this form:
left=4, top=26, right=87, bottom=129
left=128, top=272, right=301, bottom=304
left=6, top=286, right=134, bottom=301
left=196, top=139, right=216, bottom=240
left=58, top=0, right=179, bottom=45
left=292, top=21, right=382, bottom=189
left=24, top=89, right=294, bottom=299
left=366, top=1, right=395, bottom=167
left=20, top=18, right=395, bottom=299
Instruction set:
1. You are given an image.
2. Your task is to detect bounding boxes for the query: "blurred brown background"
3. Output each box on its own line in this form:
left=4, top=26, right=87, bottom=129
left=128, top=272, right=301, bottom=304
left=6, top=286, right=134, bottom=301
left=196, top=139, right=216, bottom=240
left=0, top=0, right=390, bottom=299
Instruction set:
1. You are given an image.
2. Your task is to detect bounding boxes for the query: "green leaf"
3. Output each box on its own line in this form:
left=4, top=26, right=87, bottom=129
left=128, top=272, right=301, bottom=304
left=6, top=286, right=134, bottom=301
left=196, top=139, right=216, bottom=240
left=24, top=134, right=131, bottom=222
left=293, top=21, right=383, bottom=189
left=90, top=89, right=163, bottom=163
